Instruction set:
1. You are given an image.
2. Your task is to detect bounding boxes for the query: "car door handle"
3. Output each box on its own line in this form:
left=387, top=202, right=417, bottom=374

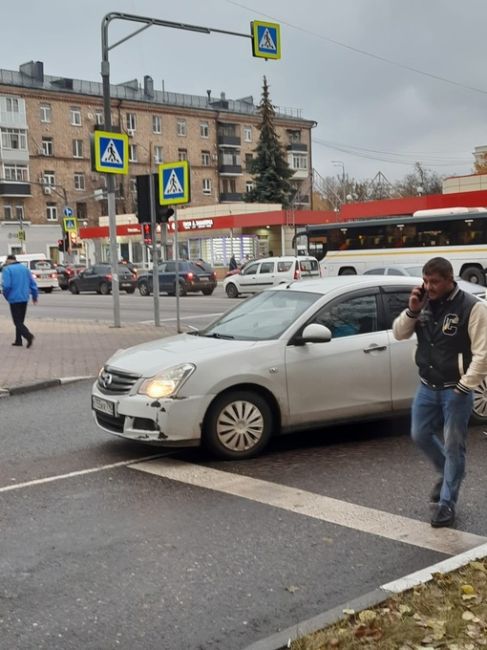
left=363, top=344, right=387, bottom=353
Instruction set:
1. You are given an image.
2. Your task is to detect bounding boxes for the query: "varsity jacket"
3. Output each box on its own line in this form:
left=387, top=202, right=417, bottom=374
left=393, top=284, right=487, bottom=393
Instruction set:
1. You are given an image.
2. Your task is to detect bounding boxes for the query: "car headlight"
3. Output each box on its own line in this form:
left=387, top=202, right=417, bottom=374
left=138, top=363, right=195, bottom=399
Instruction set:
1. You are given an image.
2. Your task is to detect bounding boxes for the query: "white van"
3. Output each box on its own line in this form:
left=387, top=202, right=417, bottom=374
left=0, top=253, right=58, bottom=293
left=223, top=255, right=320, bottom=298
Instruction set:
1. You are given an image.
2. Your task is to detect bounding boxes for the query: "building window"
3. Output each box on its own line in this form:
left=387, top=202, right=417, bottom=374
left=222, top=178, right=236, bottom=193
left=126, top=112, right=136, bottom=132
left=200, top=122, right=209, bottom=138
left=6, top=97, right=19, bottom=113
left=74, top=172, right=85, bottom=191
left=154, top=146, right=163, bottom=164
left=129, top=178, right=137, bottom=194
left=46, top=203, right=58, bottom=222
left=41, top=137, right=53, bottom=156
left=246, top=181, right=254, bottom=193
left=152, top=115, right=161, bottom=133
left=95, top=111, right=104, bottom=126
left=70, top=107, right=81, bottom=126
left=76, top=202, right=87, bottom=220
left=177, top=119, right=187, bottom=136
left=178, top=148, right=187, bottom=161
left=288, top=130, right=302, bottom=144
left=1, top=128, right=27, bottom=150
left=245, top=153, right=253, bottom=171
left=40, top=103, right=52, bottom=123
left=4, top=205, right=25, bottom=221
left=292, top=154, right=307, bottom=170
left=243, top=126, right=252, bottom=142
left=128, top=144, right=137, bottom=162
left=4, top=164, right=29, bottom=181
left=201, top=151, right=210, bottom=166
left=72, top=139, right=83, bottom=158
left=43, top=171, right=55, bottom=186
left=202, top=178, right=212, bottom=195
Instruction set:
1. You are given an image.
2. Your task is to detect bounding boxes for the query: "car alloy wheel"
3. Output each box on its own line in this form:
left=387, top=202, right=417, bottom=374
left=472, top=378, right=487, bottom=423
left=139, top=281, right=150, bottom=296
left=204, top=390, right=273, bottom=459
left=225, top=282, right=239, bottom=298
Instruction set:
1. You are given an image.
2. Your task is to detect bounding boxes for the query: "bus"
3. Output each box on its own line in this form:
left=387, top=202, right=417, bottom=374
left=294, top=207, right=487, bottom=285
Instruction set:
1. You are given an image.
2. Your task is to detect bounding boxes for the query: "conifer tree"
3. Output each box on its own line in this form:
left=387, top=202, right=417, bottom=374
left=245, top=76, right=295, bottom=207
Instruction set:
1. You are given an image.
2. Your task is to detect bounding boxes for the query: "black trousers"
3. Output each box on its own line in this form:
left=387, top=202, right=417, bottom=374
left=9, top=302, right=32, bottom=344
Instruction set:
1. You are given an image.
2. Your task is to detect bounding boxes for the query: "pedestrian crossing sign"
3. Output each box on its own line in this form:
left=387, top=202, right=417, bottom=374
left=63, top=216, right=78, bottom=233
left=93, top=130, right=128, bottom=174
left=158, top=161, right=191, bottom=205
left=251, top=21, right=281, bottom=60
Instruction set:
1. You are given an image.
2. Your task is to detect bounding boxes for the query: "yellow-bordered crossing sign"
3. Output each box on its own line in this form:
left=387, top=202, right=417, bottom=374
left=158, top=161, right=191, bottom=205
left=251, top=21, right=281, bottom=60
left=93, top=130, right=128, bottom=174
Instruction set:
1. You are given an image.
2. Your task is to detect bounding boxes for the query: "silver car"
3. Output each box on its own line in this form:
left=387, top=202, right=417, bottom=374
left=91, top=276, right=487, bottom=460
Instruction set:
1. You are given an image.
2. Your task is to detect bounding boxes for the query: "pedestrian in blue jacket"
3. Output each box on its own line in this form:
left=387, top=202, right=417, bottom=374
left=2, top=255, right=38, bottom=347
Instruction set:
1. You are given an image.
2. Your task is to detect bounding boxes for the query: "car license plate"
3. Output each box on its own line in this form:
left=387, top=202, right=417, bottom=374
left=120, top=282, right=131, bottom=288
left=92, top=395, right=115, bottom=416
left=200, top=277, right=208, bottom=282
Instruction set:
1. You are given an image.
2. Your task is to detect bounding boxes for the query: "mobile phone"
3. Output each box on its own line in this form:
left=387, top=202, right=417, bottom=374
left=418, top=284, right=426, bottom=299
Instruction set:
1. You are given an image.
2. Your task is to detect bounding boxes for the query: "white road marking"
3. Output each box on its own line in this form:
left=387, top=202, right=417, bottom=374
left=129, top=458, right=487, bottom=556
left=0, top=453, right=170, bottom=493
left=139, top=312, right=223, bottom=324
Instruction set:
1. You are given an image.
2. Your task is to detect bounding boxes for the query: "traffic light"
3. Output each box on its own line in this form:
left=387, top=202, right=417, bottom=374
left=58, top=239, right=64, bottom=252
left=142, top=222, right=153, bottom=246
left=136, top=174, right=174, bottom=224
left=64, top=232, right=70, bottom=252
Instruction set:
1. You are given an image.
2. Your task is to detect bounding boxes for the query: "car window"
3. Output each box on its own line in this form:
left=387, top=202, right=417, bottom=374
left=299, top=259, right=318, bottom=272
left=165, top=262, right=175, bottom=273
left=277, top=261, right=293, bottom=272
left=243, top=262, right=259, bottom=275
left=31, top=260, right=54, bottom=270
left=259, top=262, right=275, bottom=274
left=363, top=268, right=385, bottom=275
left=382, top=290, right=411, bottom=326
left=191, top=260, right=212, bottom=272
left=312, top=294, right=379, bottom=338
left=387, top=268, right=405, bottom=276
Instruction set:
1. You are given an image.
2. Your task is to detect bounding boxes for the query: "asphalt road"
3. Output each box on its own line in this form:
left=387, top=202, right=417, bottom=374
left=21, top=285, right=233, bottom=329
left=3, top=381, right=487, bottom=649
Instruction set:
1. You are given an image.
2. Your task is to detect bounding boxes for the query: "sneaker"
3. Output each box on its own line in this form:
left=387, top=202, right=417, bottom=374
left=26, top=334, right=34, bottom=349
left=431, top=503, right=455, bottom=528
left=430, top=477, right=443, bottom=504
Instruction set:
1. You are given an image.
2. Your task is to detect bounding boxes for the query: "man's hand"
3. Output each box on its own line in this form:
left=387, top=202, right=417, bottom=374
left=409, top=285, right=426, bottom=313
left=32, top=298, right=38, bottom=305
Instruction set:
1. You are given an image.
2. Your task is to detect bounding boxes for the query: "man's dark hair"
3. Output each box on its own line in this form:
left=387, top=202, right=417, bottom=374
left=422, top=257, right=454, bottom=279
left=6, top=254, right=16, bottom=261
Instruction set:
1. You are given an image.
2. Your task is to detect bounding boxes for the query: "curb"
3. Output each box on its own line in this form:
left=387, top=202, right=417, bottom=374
left=243, top=541, right=487, bottom=650
left=2, top=375, right=94, bottom=396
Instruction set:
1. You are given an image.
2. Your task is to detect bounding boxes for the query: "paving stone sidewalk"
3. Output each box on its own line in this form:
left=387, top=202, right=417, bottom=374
left=0, top=316, right=180, bottom=392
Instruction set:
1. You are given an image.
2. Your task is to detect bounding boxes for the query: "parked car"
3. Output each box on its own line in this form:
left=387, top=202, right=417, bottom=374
left=0, top=257, right=57, bottom=293
left=362, top=264, right=487, bottom=298
left=57, top=264, right=86, bottom=290
left=91, top=275, right=487, bottom=460
left=69, top=264, right=137, bottom=294
left=137, top=259, right=217, bottom=296
left=223, top=255, right=321, bottom=298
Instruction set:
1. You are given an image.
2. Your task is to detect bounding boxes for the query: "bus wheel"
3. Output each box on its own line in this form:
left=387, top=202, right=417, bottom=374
left=461, top=267, right=485, bottom=285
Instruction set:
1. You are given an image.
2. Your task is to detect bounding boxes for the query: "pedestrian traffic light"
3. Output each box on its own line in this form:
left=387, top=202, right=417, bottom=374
left=142, top=222, right=153, bottom=246
left=136, top=174, right=174, bottom=224
left=58, top=239, right=64, bottom=252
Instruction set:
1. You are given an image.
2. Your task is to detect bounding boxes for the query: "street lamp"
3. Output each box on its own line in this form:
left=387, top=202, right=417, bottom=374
left=332, top=160, right=346, bottom=207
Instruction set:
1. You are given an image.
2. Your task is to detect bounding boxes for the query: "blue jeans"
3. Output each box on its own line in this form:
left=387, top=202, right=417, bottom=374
left=411, top=383, right=473, bottom=507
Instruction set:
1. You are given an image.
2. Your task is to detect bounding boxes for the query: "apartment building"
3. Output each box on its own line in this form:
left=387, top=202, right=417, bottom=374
left=0, top=60, right=315, bottom=260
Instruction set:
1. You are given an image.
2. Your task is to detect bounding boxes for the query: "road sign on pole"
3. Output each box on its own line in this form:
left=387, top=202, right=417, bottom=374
left=64, top=207, right=73, bottom=217
left=63, top=216, right=78, bottom=233
left=93, top=131, right=129, bottom=174
left=251, top=21, right=281, bottom=59
left=158, top=161, right=191, bottom=205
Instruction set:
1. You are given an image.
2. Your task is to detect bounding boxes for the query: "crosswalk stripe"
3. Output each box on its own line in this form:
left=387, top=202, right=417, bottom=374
left=129, top=458, right=487, bottom=556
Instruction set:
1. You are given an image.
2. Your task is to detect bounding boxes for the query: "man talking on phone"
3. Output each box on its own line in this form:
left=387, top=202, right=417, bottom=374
left=393, top=256, right=487, bottom=527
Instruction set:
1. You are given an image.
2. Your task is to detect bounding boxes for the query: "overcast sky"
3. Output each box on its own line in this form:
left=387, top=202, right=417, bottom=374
left=3, top=0, right=487, bottom=183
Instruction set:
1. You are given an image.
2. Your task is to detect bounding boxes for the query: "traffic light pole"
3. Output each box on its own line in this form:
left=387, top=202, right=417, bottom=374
left=149, top=173, right=161, bottom=326
left=173, top=208, right=181, bottom=333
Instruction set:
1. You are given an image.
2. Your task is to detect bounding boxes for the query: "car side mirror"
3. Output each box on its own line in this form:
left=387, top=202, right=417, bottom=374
left=301, top=323, right=332, bottom=343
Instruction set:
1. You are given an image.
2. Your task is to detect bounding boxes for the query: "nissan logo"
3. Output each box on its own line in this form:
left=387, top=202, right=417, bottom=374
left=100, top=370, right=113, bottom=389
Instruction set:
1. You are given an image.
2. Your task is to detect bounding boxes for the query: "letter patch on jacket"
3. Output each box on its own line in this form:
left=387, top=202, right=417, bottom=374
left=443, top=313, right=459, bottom=336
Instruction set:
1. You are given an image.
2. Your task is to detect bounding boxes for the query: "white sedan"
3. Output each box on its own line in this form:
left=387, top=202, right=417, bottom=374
left=91, top=276, right=487, bottom=460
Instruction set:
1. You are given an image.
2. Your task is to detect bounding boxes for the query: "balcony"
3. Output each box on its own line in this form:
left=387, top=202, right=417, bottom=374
left=218, top=134, right=241, bottom=147
left=220, top=192, right=243, bottom=202
left=287, top=143, right=308, bottom=152
left=0, top=181, right=31, bottom=197
left=219, top=164, right=242, bottom=175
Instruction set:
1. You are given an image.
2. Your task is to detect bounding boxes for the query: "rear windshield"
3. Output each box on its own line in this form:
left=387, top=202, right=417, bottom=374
left=277, top=261, right=293, bottom=272
left=30, top=260, right=55, bottom=270
left=191, top=260, right=213, bottom=272
left=299, top=259, right=319, bottom=273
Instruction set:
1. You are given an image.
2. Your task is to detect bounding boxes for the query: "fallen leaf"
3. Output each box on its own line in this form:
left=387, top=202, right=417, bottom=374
left=285, top=585, right=299, bottom=593
left=399, top=604, right=412, bottom=615
left=342, top=609, right=355, bottom=616
left=358, top=610, right=377, bottom=624
left=470, top=561, right=486, bottom=572
left=462, top=584, right=476, bottom=595
left=463, top=611, right=476, bottom=621
left=462, top=594, right=477, bottom=601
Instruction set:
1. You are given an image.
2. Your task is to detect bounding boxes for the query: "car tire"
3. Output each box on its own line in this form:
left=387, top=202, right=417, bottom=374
left=69, top=283, right=79, bottom=294
left=43, top=288, right=53, bottom=293
left=472, top=378, right=487, bottom=424
left=203, top=390, right=273, bottom=460
left=99, top=281, right=110, bottom=295
left=225, top=283, right=239, bottom=298
left=125, top=287, right=135, bottom=294
left=461, top=267, right=485, bottom=285
left=170, top=283, right=187, bottom=297
left=138, top=281, right=151, bottom=297
left=202, top=288, right=214, bottom=296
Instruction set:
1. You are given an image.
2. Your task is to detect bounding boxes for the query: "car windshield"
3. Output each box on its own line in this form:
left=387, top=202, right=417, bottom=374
left=199, top=290, right=320, bottom=341
left=404, top=266, right=423, bottom=276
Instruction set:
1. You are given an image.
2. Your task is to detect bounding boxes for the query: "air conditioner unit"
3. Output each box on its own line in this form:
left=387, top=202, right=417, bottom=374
left=127, top=129, right=135, bottom=137
left=43, top=186, right=52, bottom=195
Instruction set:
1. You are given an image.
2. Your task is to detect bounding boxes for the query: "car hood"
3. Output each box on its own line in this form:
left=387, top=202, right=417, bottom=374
left=107, top=333, right=263, bottom=377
